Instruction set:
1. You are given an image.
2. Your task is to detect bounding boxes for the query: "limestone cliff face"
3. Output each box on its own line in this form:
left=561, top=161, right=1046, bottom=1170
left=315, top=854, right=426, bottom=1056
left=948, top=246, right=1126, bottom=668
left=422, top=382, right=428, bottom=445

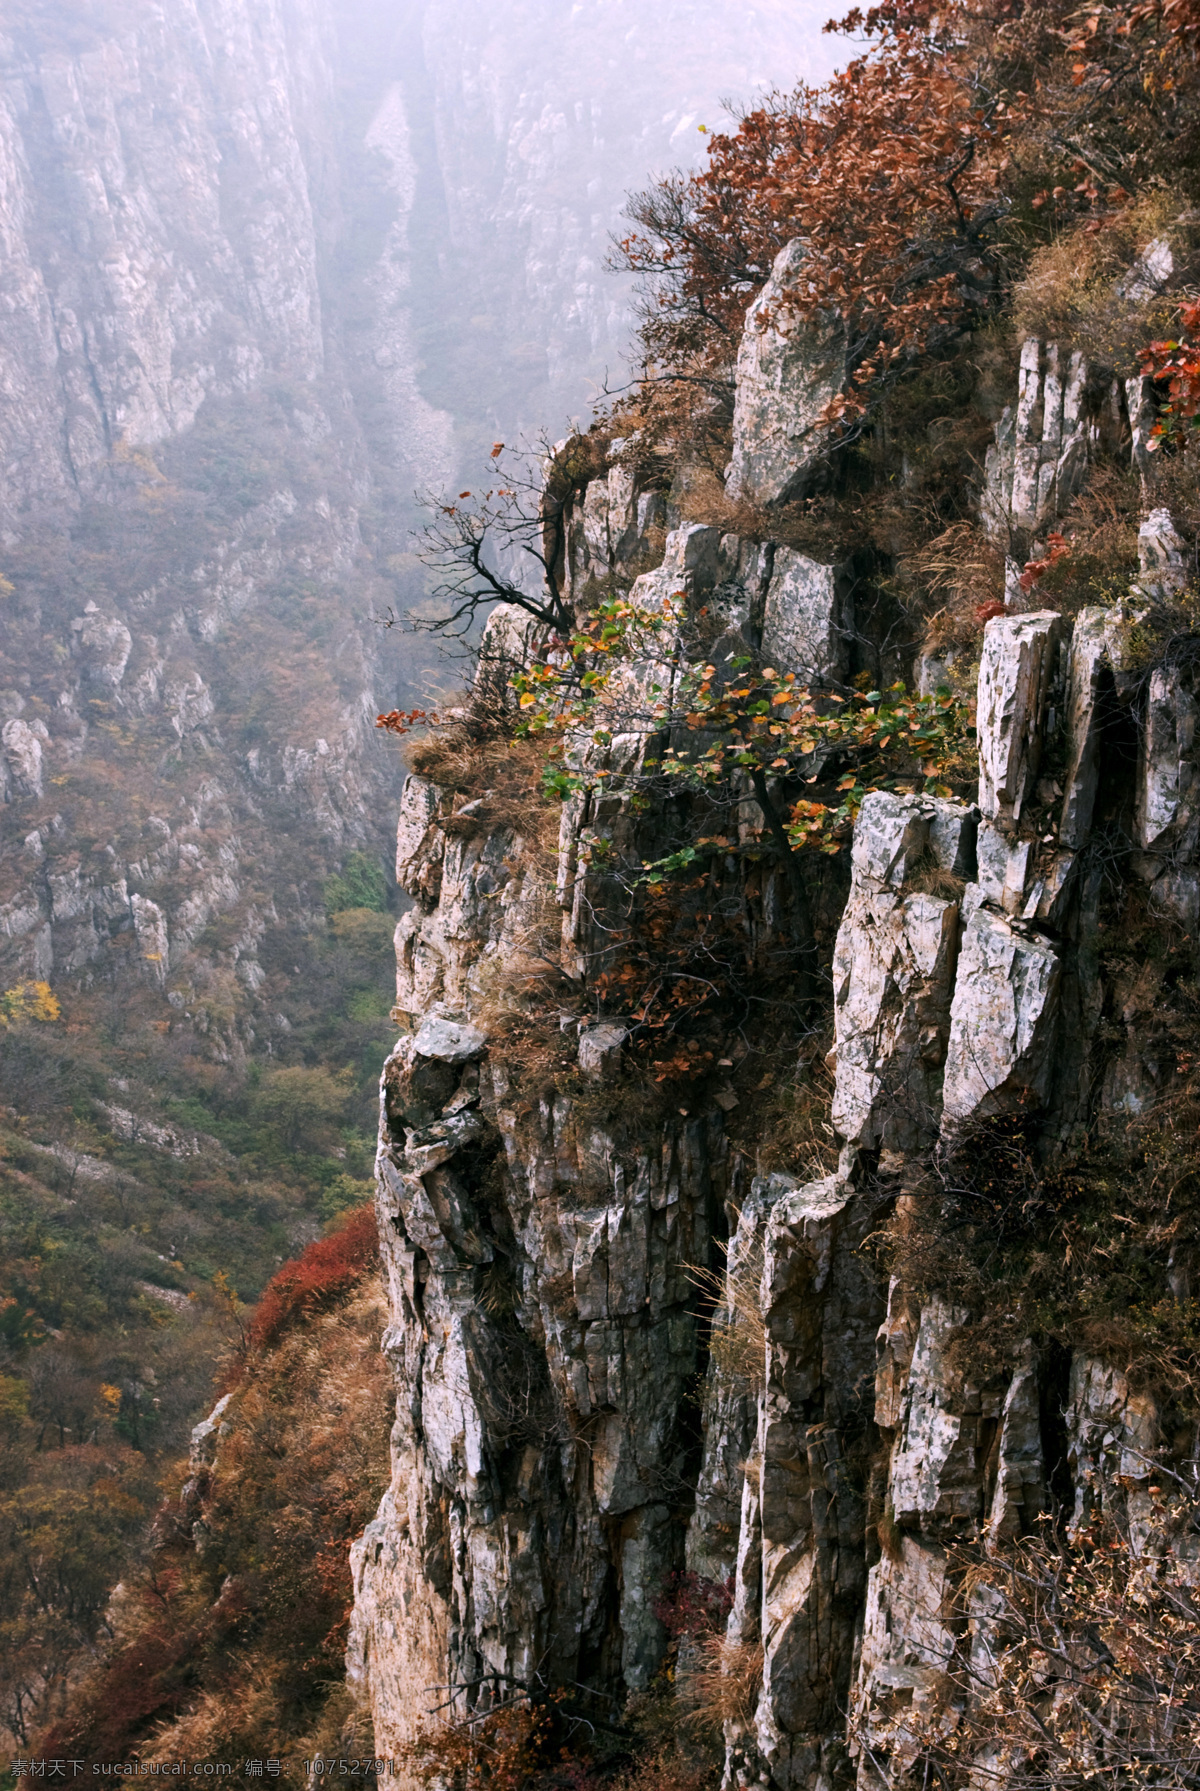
left=0, top=0, right=846, bottom=1027
left=0, top=0, right=334, bottom=533
left=351, top=239, right=1197, bottom=1786
left=0, top=0, right=397, bottom=1020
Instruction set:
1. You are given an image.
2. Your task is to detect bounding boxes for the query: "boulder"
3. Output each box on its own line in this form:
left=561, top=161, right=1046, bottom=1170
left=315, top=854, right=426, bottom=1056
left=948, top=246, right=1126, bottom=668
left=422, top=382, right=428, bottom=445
left=412, top=1015, right=487, bottom=1064
left=976, top=611, right=1061, bottom=823
left=941, top=907, right=1060, bottom=1126
left=760, top=547, right=852, bottom=685
left=724, top=238, right=844, bottom=508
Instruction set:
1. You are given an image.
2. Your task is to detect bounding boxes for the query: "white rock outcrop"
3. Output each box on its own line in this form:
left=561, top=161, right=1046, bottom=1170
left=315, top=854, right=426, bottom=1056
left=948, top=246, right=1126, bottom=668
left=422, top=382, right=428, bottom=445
left=1137, top=507, right=1189, bottom=600
left=976, top=611, right=1061, bottom=822
left=2, top=717, right=45, bottom=800
left=74, top=608, right=133, bottom=690
left=831, top=793, right=975, bottom=1151
left=130, top=894, right=170, bottom=985
left=1058, top=606, right=1110, bottom=849
left=760, top=547, right=852, bottom=685
left=725, top=239, right=845, bottom=508
left=941, top=906, right=1060, bottom=1126
left=983, top=339, right=1089, bottom=540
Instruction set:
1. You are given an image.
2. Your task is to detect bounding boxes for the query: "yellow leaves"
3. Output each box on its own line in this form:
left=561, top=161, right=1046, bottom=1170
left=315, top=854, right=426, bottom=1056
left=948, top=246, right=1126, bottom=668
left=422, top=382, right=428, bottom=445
left=518, top=692, right=537, bottom=709
left=99, top=1383, right=122, bottom=1413
left=0, top=981, right=61, bottom=1026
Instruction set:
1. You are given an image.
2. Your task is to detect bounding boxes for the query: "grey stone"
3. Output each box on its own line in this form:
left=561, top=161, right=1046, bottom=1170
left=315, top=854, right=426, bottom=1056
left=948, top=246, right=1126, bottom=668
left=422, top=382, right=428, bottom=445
left=832, top=793, right=973, bottom=1150
left=1026, top=849, right=1078, bottom=928
left=760, top=547, right=852, bottom=685
left=1136, top=664, right=1199, bottom=861
left=725, top=238, right=845, bottom=507
left=2, top=718, right=44, bottom=800
left=976, top=611, right=1061, bottom=823
left=1116, top=235, right=1174, bottom=303
left=975, top=820, right=1033, bottom=915
left=941, top=907, right=1060, bottom=1126
left=1137, top=507, right=1188, bottom=601
left=987, top=1351, right=1045, bottom=1539
left=889, top=1297, right=979, bottom=1524
left=983, top=339, right=1089, bottom=538
left=189, top=1392, right=234, bottom=1473
left=76, top=611, right=133, bottom=689
left=1059, top=606, right=1110, bottom=849
left=412, top=1015, right=487, bottom=1064
left=578, top=1022, right=627, bottom=1081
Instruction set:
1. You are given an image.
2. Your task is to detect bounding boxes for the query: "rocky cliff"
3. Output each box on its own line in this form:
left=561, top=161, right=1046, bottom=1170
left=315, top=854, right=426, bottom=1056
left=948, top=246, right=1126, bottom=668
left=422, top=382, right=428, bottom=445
left=349, top=226, right=1200, bottom=1786
left=0, top=0, right=406, bottom=1029
left=0, top=0, right=841, bottom=1037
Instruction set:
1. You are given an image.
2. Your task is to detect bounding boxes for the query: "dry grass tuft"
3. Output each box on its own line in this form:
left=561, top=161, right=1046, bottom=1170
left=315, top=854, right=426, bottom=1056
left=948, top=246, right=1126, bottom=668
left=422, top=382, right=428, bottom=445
left=909, top=522, right=1006, bottom=654
left=691, top=1233, right=768, bottom=1394
left=676, top=1637, right=764, bottom=1741
left=1011, top=189, right=1200, bottom=371
left=730, top=1050, right=839, bottom=1182
left=907, top=847, right=968, bottom=902
left=407, top=721, right=559, bottom=854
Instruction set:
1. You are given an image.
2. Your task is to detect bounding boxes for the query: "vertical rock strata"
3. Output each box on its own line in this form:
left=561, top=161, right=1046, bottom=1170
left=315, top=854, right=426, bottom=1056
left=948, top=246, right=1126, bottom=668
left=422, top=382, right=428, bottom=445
left=352, top=273, right=1198, bottom=1790
left=351, top=765, right=733, bottom=1741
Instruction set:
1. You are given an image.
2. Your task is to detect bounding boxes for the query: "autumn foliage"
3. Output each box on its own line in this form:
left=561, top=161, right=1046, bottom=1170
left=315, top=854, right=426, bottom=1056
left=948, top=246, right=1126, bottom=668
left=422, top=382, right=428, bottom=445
left=618, top=31, right=1006, bottom=426
left=36, top=1209, right=390, bottom=1765
left=1139, top=297, right=1200, bottom=445
left=612, top=0, right=1200, bottom=459
left=247, top=1201, right=380, bottom=1350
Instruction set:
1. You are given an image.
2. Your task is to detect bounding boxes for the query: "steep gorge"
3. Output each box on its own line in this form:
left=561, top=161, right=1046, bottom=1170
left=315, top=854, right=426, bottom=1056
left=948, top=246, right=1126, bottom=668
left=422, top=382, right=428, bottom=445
left=0, top=0, right=848, bottom=1758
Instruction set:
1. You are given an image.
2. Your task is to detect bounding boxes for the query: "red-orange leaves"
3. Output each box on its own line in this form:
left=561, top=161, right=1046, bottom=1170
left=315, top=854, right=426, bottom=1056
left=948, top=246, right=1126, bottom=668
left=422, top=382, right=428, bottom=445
left=249, top=1204, right=379, bottom=1351
left=377, top=706, right=434, bottom=737
left=1139, top=297, right=1200, bottom=445
left=1019, top=531, right=1072, bottom=591
left=616, top=23, right=1006, bottom=427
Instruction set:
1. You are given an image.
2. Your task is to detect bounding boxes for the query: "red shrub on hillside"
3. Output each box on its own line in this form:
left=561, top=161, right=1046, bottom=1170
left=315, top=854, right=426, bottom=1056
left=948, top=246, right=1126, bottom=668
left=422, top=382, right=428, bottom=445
left=249, top=1204, right=379, bottom=1350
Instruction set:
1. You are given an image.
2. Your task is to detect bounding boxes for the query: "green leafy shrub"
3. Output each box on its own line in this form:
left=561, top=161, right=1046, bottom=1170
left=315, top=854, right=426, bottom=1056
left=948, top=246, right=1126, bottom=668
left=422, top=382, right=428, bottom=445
left=324, top=850, right=388, bottom=915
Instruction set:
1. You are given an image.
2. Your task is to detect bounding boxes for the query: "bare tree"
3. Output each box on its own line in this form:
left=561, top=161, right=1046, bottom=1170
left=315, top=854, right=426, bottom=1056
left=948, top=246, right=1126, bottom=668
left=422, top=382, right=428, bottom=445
left=858, top=1463, right=1200, bottom=1790
left=398, top=441, right=605, bottom=644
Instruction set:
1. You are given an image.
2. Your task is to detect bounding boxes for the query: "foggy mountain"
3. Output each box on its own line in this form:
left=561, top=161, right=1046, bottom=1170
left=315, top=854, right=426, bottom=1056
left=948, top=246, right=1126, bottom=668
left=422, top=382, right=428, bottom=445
left=0, top=0, right=836, bottom=1750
